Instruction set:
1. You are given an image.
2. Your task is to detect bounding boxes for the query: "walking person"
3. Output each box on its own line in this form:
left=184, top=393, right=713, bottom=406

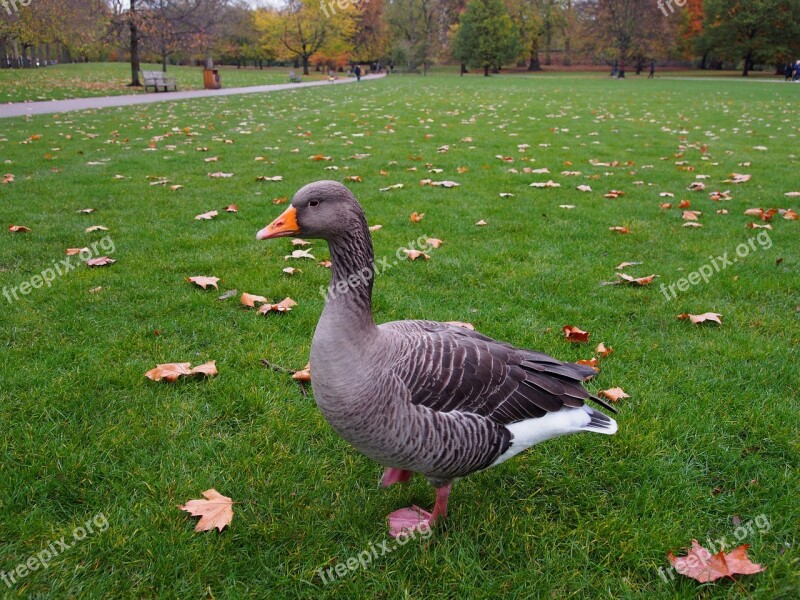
left=648, top=60, right=655, bottom=79
left=354, top=64, right=361, bottom=82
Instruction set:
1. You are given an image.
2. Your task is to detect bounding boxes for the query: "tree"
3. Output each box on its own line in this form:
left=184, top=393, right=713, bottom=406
left=385, top=0, right=438, bottom=73
left=254, top=0, right=354, bottom=75
left=698, top=0, right=800, bottom=75
left=351, top=0, right=389, bottom=63
left=453, top=0, right=520, bottom=76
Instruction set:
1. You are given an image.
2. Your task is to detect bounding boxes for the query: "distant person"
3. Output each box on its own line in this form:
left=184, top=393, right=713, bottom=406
left=389, top=61, right=395, bottom=74
left=795, top=61, right=800, bottom=82
left=785, top=62, right=794, bottom=81
left=648, top=60, right=655, bottom=79
left=354, top=64, right=361, bottom=82
left=611, top=61, right=618, bottom=77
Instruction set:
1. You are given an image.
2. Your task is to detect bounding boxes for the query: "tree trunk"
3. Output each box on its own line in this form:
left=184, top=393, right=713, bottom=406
left=129, top=0, right=141, bottom=86
left=302, top=55, right=309, bottom=76
left=742, top=51, right=752, bottom=76
left=161, top=47, right=168, bottom=73
left=484, top=65, right=489, bottom=77
left=528, top=38, right=541, bottom=71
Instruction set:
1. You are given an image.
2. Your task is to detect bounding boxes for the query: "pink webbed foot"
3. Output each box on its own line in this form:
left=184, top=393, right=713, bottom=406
left=380, top=467, right=413, bottom=487
left=387, top=483, right=452, bottom=538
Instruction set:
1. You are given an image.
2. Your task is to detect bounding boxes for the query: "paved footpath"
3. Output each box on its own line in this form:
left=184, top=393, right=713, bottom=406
left=0, top=73, right=385, bottom=119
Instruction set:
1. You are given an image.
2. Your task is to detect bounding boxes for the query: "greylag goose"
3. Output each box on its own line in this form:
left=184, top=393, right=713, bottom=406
left=257, top=181, right=618, bottom=537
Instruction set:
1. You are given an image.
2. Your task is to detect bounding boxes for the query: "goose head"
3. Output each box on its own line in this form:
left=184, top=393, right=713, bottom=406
left=256, top=180, right=365, bottom=241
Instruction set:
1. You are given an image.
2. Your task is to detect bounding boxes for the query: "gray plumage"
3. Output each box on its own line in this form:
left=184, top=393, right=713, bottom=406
left=259, top=181, right=618, bottom=520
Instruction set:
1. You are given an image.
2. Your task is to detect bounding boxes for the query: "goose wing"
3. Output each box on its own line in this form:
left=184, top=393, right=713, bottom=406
left=380, top=320, right=616, bottom=425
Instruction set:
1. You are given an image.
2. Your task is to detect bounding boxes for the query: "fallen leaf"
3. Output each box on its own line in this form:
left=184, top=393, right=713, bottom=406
left=725, top=173, right=751, bottom=184
left=530, top=180, right=561, bottom=188
left=66, top=247, right=89, bottom=256
left=595, top=342, right=613, bottom=357
left=218, top=289, right=238, bottom=301
left=85, top=257, right=115, bottom=267
left=170, top=185, right=183, bottom=191
left=145, top=361, right=217, bottom=382
left=292, top=363, right=312, bottom=381
left=207, top=172, right=234, bottom=178
left=224, top=204, right=238, bottom=213
left=2, top=173, right=14, bottom=184
left=283, top=267, right=301, bottom=275
left=476, top=219, right=488, bottom=226
left=430, top=180, right=459, bottom=188
left=678, top=199, right=691, bottom=209
left=677, top=312, right=722, bottom=325
left=410, top=212, right=425, bottom=222
left=241, top=292, right=268, bottom=307
left=425, top=237, right=443, bottom=249
left=380, top=183, right=404, bottom=192
left=563, top=325, right=589, bottom=343
left=598, top=387, right=629, bottom=402
left=683, top=222, right=703, bottom=228
left=85, top=225, right=109, bottom=232
left=76, top=208, right=95, bottom=214
left=667, top=540, right=766, bottom=583
left=615, top=261, right=641, bottom=270
left=319, top=260, right=332, bottom=268
left=195, top=210, right=218, bottom=221
left=577, top=357, right=599, bottom=369
left=609, top=226, right=630, bottom=234
left=403, top=248, right=430, bottom=261
left=368, top=224, right=383, bottom=232
left=687, top=182, right=706, bottom=191
left=682, top=211, right=702, bottom=221
left=179, top=489, right=233, bottom=532
left=291, top=238, right=311, bottom=246
left=258, top=297, right=298, bottom=314
left=8, top=225, right=31, bottom=233
left=745, top=223, right=772, bottom=230
left=576, top=184, right=592, bottom=192
left=255, top=175, right=283, bottom=182
left=187, top=276, right=220, bottom=290
left=285, top=249, right=315, bottom=260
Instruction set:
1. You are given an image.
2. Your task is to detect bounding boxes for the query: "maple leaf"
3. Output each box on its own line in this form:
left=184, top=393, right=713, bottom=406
left=425, top=238, right=443, bottom=249
left=255, top=175, right=283, bottom=182
left=677, top=312, right=722, bottom=325
left=678, top=200, right=691, bottom=209
left=782, top=209, right=798, bottom=220
left=8, top=225, right=31, bottom=233
left=285, top=249, right=315, bottom=260
left=258, top=297, right=298, bottom=314
left=598, top=387, right=629, bottom=402
left=195, top=210, right=218, bottom=221
left=410, top=212, right=425, bottom=222
left=241, top=292, right=269, bottom=307
left=667, top=540, right=766, bottom=583
left=577, top=357, right=599, bottom=369
left=746, top=223, right=772, bottom=230
left=2, top=173, right=15, bottom=184
left=85, top=257, right=116, bottom=267
left=144, top=361, right=217, bottom=382
left=595, top=342, right=613, bottom=357
left=187, top=276, right=220, bottom=290
left=659, top=203, right=673, bottom=209
left=224, top=205, right=238, bottom=213
left=403, top=248, right=430, bottom=261
left=563, top=325, right=589, bottom=343
left=179, top=489, right=234, bottom=532
left=682, top=210, right=701, bottom=221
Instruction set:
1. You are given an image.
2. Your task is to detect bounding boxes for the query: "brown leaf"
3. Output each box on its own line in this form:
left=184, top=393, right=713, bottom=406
left=616, top=273, right=656, bottom=286
left=66, top=247, right=89, bottom=256
left=608, top=226, right=630, bottom=234
left=409, top=212, right=425, bottom=222
left=425, top=237, right=443, bottom=249
left=85, top=225, right=109, bottom=233
left=145, top=361, right=217, bottom=382
left=187, top=276, right=220, bottom=290
left=678, top=199, right=691, bottom=209
left=682, top=210, right=701, bottom=221
left=241, top=292, right=269, bottom=307
left=667, top=540, right=766, bottom=583
left=595, top=342, right=613, bottom=357
left=85, top=257, right=116, bottom=267
left=598, top=387, right=629, bottom=402
left=208, top=172, right=234, bottom=178
left=224, top=204, right=238, bottom=213
left=677, top=312, right=722, bottom=325
left=195, top=210, right=218, bottom=221
left=615, top=261, right=641, bottom=270
left=8, top=225, right=31, bottom=233
left=577, top=357, right=599, bottom=369
left=403, top=248, right=430, bottom=261
left=258, top=297, right=298, bottom=314
left=563, top=325, right=589, bottom=343
left=179, top=489, right=234, bottom=532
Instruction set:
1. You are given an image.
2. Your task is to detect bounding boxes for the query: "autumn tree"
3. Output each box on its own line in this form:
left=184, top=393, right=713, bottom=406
left=255, top=0, right=355, bottom=75
left=453, top=0, right=520, bottom=76
left=385, top=0, right=438, bottom=73
left=350, top=0, right=389, bottom=63
left=697, top=0, right=800, bottom=75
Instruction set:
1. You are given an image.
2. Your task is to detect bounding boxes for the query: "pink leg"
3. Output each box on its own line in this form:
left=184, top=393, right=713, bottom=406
left=380, top=468, right=413, bottom=488
left=387, top=483, right=452, bottom=538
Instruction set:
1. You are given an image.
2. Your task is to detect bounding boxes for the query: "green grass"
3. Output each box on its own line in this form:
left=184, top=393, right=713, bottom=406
left=0, top=62, right=327, bottom=103
left=0, top=73, right=798, bottom=599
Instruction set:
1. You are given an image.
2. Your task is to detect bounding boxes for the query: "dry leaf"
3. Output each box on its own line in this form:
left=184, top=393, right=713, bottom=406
left=224, top=205, right=238, bottom=213
left=667, top=540, right=765, bottom=583
left=475, top=219, right=488, bottom=226
left=380, top=183, right=404, bottom=192
left=563, top=325, right=589, bottom=343
left=577, top=357, right=599, bottom=369
left=576, top=184, right=592, bottom=192
left=241, top=292, right=268, bottom=307
left=677, top=312, right=722, bottom=325
left=615, top=261, right=641, bottom=270
left=85, top=225, right=109, bottom=233
left=85, top=257, right=115, bottom=267
left=595, top=342, right=613, bottom=357
left=403, top=248, right=430, bottom=261
left=291, top=238, right=311, bottom=246
left=425, top=238, right=443, bottom=249
left=282, top=267, right=301, bottom=275
left=285, top=249, right=315, bottom=260
left=368, top=224, right=383, bottom=232
left=725, top=173, right=751, bottom=184
left=187, top=276, right=220, bottom=290
left=609, top=226, right=630, bottom=234
left=179, top=489, right=233, bottom=532
left=145, top=361, right=217, bottom=382
left=195, top=210, right=218, bottom=221
left=530, top=180, right=561, bottom=188
left=598, top=387, right=629, bottom=402
left=410, top=212, right=425, bottom=222
left=66, top=247, right=89, bottom=256
left=258, top=297, right=298, bottom=314
left=8, top=225, right=31, bottom=233
left=682, top=211, right=702, bottom=221
left=76, top=208, right=95, bottom=214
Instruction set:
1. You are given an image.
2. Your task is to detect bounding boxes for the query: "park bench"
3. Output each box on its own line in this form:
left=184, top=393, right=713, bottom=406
left=288, top=70, right=302, bottom=83
left=141, top=70, right=178, bottom=92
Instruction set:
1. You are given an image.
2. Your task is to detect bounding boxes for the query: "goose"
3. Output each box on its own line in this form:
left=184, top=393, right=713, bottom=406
left=257, top=181, right=618, bottom=537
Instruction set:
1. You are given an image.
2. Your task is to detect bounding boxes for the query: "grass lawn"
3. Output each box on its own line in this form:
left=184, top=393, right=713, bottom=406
left=0, top=62, right=327, bottom=104
left=0, top=73, right=798, bottom=598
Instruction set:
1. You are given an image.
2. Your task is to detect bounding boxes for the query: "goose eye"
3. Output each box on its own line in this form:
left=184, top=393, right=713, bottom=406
left=309, top=200, right=319, bottom=207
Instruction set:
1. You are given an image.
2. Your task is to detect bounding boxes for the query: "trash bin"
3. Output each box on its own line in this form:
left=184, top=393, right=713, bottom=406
left=203, top=68, right=221, bottom=90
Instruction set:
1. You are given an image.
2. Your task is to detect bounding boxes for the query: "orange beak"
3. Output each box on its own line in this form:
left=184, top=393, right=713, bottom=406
left=256, top=206, right=299, bottom=240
